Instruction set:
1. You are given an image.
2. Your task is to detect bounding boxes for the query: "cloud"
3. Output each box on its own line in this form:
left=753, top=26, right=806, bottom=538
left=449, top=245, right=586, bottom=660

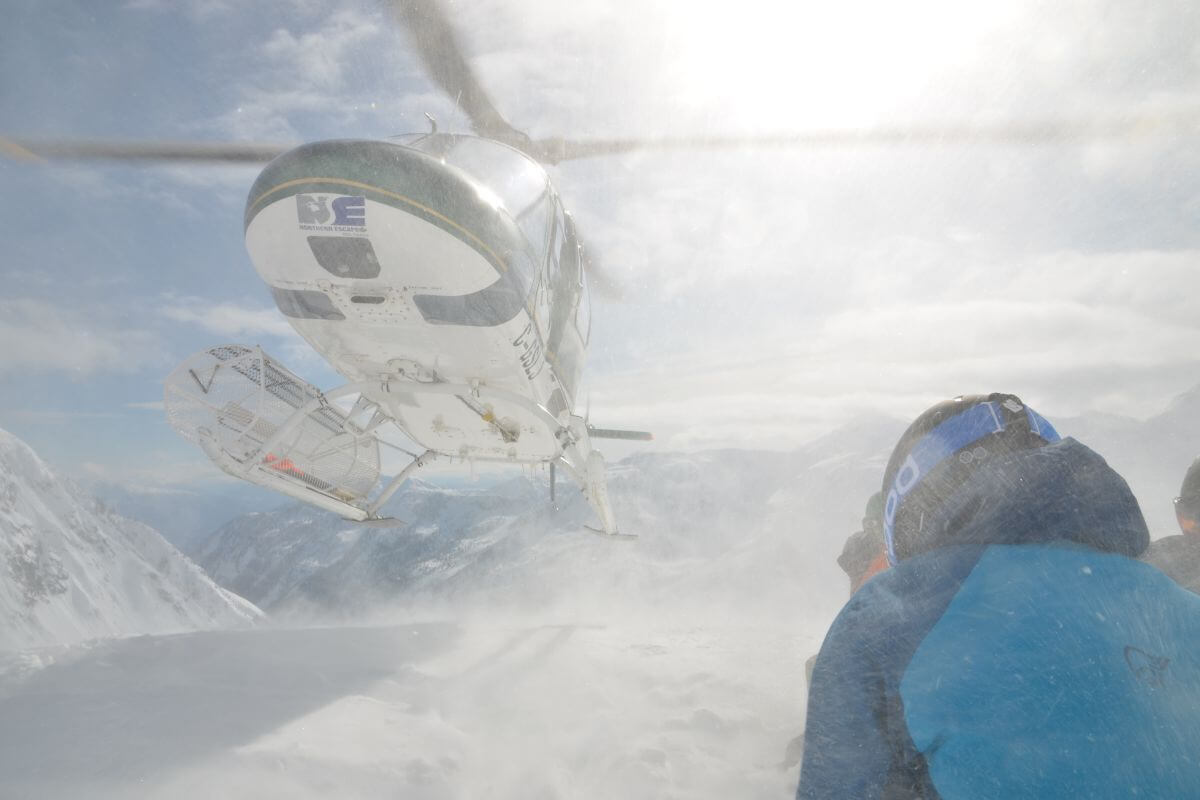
left=4, top=410, right=120, bottom=424
left=587, top=246, right=1200, bottom=451
left=205, top=6, right=405, bottom=141
left=0, top=299, right=168, bottom=377
left=160, top=297, right=296, bottom=339
left=158, top=296, right=333, bottom=379
left=79, top=456, right=234, bottom=491
left=118, top=484, right=200, bottom=496
left=14, top=0, right=1200, bottom=482
left=259, top=10, right=382, bottom=92
left=125, top=401, right=166, bottom=411
left=28, top=163, right=251, bottom=226
left=123, top=0, right=234, bottom=18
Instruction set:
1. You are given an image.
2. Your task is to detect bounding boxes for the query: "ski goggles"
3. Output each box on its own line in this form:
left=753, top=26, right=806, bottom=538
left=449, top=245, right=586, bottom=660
left=883, top=401, right=1061, bottom=564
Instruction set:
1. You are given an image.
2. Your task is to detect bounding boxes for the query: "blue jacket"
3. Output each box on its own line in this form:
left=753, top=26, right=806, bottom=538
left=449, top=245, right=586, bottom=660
left=798, top=438, right=1200, bottom=799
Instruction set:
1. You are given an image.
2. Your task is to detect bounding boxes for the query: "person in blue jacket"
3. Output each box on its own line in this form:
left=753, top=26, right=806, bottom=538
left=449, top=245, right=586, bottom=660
left=797, top=393, right=1200, bottom=799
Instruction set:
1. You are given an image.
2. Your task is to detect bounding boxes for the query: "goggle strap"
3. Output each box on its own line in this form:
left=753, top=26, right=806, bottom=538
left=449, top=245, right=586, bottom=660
left=884, top=401, right=1061, bottom=564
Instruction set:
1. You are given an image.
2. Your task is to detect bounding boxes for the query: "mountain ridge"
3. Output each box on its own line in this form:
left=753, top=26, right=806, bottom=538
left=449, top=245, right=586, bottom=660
left=0, top=427, right=261, bottom=651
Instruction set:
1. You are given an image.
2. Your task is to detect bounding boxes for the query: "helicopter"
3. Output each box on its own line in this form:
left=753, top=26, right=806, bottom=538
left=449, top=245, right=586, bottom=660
left=153, top=0, right=675, bottom=536
left=2, top=0, right=1187, bottom=534
left=161, top=128, right=648, bottom=534
left=6, top=0, right=678, bottom=536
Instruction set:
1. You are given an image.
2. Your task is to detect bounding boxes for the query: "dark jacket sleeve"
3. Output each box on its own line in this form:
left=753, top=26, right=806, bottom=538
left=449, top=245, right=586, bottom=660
left=1143, top=535, right=1200, bottom=593
left=797, top=596, right=895, bottom=799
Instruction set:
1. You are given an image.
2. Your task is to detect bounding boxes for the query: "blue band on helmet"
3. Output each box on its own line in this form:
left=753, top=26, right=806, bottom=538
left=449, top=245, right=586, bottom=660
left=883, top=401, right=1060, bottom=564
left=1025, top=407, right=1061, bottom=443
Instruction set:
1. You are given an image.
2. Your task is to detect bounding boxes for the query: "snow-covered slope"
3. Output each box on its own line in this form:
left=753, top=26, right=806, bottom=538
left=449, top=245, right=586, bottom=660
left=0, top=428, right=261, bottom=651
left=3, top=398, right=1196, bottom=799
left=195, top=418, right=904, bottom=623
left=0, top=619, right=805, bottom=800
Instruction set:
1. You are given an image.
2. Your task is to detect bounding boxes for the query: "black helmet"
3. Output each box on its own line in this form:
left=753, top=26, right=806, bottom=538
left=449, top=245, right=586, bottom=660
left=881, top=393, right=1061, bottom=563
left=1175, top=457, right=1200, bottom=534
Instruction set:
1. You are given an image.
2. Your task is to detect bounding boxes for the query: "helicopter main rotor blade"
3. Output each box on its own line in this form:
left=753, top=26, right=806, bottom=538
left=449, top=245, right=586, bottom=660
left=527, top=113, right=1200, bottom=164
left=386, top=0, right=1197, bottom=168
left=0, top=137, right=291, bottom=164
left=390, top=0, right=531, bottom=150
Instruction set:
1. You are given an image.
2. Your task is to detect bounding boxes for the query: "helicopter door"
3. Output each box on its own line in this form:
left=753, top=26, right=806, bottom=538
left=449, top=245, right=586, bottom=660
left=514, top=188, right=552, bottom=339
left=546, top=202, right=586, bottom=403
left=533, top=206, right=557, bottom=339
left=576, top=252, right=591, bottom=344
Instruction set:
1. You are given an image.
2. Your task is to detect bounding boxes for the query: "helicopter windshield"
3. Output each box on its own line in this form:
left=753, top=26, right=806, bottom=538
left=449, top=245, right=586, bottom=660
left=396, top=133, right=551, bottom=327
left=396, top=133, right=551, bottom=253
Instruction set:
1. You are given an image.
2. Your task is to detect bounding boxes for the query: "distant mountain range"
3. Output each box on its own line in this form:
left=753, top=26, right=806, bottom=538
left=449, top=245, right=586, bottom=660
left=186, top=388, right=1200, bottom=624
left=0, top=428, right=261, bottom=651
left=83, top=477, right=286, bottom=554
left=1055, top=384, right=1200, bottom=535
left=46, top=386, right=1200, bottom=634
left=191, top=415, right=905, bottom=624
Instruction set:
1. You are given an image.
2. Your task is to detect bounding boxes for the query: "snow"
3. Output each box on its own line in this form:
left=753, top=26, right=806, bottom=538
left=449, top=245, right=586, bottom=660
left=0, top=428, right=865, bottom=798
left=0, top=428, right=261, bottom=651
left=0, top=619, right=809, bottom=799
left=2, top=395, right=1197, bottom=797
left=186, top=446, right=876, bottom=630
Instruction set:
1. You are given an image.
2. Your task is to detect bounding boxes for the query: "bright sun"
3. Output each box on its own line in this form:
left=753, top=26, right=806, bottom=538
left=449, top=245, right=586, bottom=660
left=657, top=0, right=1025, bottom=130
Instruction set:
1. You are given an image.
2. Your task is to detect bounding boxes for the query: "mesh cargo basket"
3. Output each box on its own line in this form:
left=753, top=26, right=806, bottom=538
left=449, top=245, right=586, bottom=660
left=164, top=344, right=380, bottom=503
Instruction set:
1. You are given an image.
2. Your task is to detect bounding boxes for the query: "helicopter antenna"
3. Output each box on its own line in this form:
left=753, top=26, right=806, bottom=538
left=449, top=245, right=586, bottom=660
left=424, top=112, right=438, bottom=135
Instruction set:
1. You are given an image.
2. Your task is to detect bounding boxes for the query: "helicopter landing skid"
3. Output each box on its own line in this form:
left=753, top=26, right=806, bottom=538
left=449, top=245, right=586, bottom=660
left=356, top=517, right=409, bottom=528
left=166, top=344, right=628, bottom=531
left=583, top=525, right=637, bottom=540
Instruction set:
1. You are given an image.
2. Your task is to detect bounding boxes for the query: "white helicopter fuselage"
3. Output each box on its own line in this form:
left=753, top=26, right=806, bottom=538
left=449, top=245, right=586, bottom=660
left=164, top=134, right=634, bottom=532
left=242, top=135, right=590, bottom=464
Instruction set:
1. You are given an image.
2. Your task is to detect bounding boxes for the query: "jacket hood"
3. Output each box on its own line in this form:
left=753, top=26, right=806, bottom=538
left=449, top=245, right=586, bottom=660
left=898, top=437, right=1148, bottom=561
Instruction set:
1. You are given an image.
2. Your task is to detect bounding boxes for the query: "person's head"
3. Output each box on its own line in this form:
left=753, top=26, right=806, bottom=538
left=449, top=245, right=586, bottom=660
left=1175, top=457, right=1200, bottom=535
left=837, top=492, right=887, bottom=592
left=881, top=393, right=1061, bottom=564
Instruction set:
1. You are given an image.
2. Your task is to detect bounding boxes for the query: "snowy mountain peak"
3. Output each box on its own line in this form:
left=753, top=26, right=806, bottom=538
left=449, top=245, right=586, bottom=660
left=0, top=428, right=54, bottom=491
left=0, top=426, right=261, bottom=651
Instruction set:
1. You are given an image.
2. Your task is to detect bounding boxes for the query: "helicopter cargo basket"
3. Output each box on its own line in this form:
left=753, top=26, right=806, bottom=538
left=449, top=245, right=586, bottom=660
left=164, top=344, right=381, bottom=518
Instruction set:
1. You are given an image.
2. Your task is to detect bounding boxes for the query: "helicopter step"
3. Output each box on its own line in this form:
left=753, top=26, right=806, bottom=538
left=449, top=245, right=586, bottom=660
left=583, top=525, right=638, bottom=540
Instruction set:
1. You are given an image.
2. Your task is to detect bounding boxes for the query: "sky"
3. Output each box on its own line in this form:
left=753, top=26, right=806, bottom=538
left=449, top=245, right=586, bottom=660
left=2, top=0, right=1200, bottom=496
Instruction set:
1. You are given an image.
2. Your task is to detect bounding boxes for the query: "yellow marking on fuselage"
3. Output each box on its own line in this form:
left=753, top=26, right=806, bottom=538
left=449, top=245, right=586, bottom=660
left=247, top=176, right=507, bottom=273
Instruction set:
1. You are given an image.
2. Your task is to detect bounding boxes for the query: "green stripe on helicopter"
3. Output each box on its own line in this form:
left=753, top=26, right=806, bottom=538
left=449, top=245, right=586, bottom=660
left=244, top=139, right=534, bottom=278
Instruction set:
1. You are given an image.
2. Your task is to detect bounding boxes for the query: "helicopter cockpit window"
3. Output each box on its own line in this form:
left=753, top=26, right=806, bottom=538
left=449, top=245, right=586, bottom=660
left=412, top=249, right=535, bottom=328
left=514, top=194, right=551, bottom=261
left=401, top=134, right=551, bottom=254
left=576, top=270, right=591, bottom=344
left=559, top=211, right=581, bottom=289
left=549, top=203, right=565, bottom=287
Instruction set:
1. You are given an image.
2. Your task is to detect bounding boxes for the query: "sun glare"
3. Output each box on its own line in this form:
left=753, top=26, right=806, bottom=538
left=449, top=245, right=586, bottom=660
left=657, top=0, right=1025, bottom=130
